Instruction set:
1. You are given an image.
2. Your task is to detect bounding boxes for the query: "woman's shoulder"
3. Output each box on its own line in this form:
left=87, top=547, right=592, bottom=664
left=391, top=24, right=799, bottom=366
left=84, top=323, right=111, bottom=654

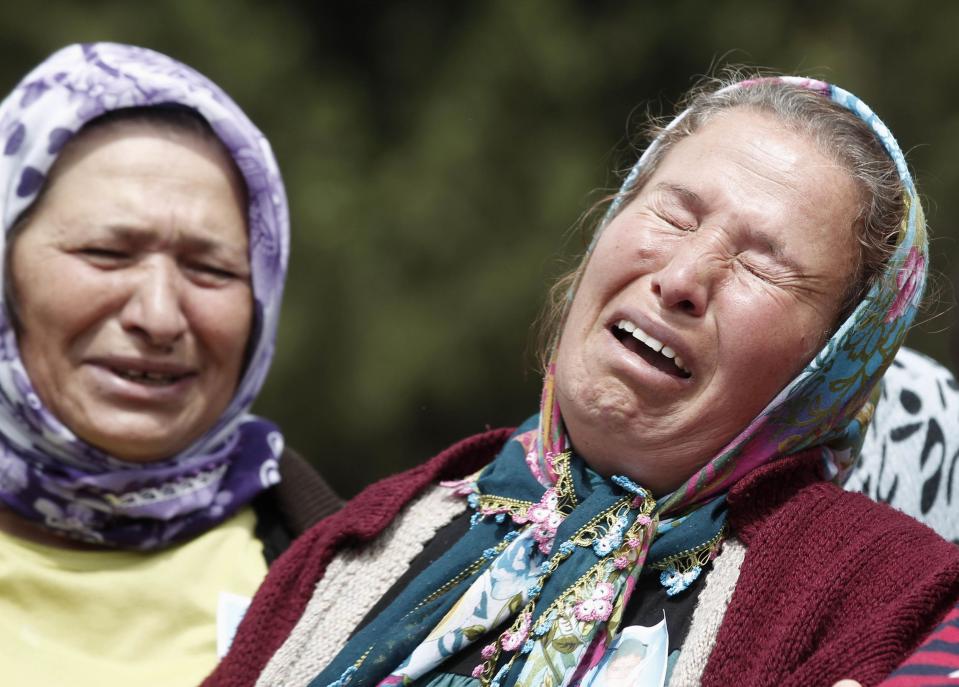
left=322, top=427, right=514, bottom=538
left=255, top=427, right=514, bottom=575
left=708, top=450, right=959, bottom=687
left=252, top=427, right=511, bottom=555
left=201, top=428, right=513, bottom=687
left=728, top=448, right=959, bottom=559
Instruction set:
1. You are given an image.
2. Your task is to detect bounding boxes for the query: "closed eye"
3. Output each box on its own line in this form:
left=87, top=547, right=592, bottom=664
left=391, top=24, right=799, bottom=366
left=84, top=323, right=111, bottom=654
left=183, top=261, right=242, bottom=284
left=657, top=211, right=696, bottom=232
left=76, top=247, right=131, bottom=265
left=736, top=255, right=793, bottom=285
left=737, top=258, right=769, bottom=280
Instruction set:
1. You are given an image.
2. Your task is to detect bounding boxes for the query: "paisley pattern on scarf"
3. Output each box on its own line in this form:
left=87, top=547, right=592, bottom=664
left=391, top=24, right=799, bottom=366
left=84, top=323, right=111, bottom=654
left=313, top=78, right=926, bottom=687
left=0, top=43, right=289, bottom=549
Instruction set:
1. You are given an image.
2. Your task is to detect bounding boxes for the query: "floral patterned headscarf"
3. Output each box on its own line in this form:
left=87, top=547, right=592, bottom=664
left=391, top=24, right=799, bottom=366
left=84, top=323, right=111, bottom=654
left=0, top=43, right=289, bottom=549
left=538, top=76, right=927, bottom=516
left=317, top=78, right=926, bottom=687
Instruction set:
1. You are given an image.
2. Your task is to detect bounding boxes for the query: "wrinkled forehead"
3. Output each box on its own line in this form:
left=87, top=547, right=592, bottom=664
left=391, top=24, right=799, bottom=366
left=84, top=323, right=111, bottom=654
left=44, top=114, right=250, bottom=220
left=582, top=76, right=924, bottom=320
left=618, top=78, right=915, bottom=213
left=643, top=108, right=854, bottom=202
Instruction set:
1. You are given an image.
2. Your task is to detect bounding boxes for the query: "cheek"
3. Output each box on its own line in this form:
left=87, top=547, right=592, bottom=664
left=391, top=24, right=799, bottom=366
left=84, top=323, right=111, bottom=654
left=585, top=230, right=646, bottom=288
left=579, top=221, right=676, bottom=307
left=187, top=287, right=253, bottom=367
left=719, top=296, right=828, bottom=382
left=13, top=258, right=113, bottom=347
left=565, top=249, right=634, bottom=328
left=552, top=337, right=588, bottom=423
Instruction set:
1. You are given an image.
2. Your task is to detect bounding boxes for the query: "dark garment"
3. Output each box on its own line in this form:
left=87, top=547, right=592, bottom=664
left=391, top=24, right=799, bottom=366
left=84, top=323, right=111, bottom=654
left=355, top=508, right=707, bottom=677
left=252, top=448, right=344, bottom=564
left=204, top=429, right=959, bottom=687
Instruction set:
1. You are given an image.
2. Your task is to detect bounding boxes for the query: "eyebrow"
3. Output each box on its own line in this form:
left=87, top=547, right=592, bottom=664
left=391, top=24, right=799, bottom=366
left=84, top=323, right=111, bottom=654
left=653, top=182, right=705, bottom=213
left=102, top=225, right=245, bottom=258
left=751, top=231, right=789, bottom=262
left=653, top=182, right=804, bottom=272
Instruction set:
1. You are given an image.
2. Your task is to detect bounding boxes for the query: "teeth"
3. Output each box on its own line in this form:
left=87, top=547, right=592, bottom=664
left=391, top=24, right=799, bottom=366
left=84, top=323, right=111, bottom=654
left=640, top=332, right=664, bottom=352
left=614, top=319, right=690, bottom=375
left=115, top=368, right=178, bottom=384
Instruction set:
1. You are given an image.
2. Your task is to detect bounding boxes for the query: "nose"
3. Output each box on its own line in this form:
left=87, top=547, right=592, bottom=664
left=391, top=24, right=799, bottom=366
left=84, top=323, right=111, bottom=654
left=649, top=235, right=719, bottom=317
left=119, top=259, right=188, bottom=348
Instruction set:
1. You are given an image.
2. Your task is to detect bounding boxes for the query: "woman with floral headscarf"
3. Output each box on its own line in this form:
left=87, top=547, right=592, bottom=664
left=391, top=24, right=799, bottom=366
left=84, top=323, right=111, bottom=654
left=0, top=44, right=340, bottom=685
left=207, top=74, right=959, bottom=687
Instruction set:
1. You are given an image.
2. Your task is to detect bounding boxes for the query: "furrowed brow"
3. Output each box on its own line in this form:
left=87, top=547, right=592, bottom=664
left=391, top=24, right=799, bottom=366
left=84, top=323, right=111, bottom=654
left=103, top=224, right=247, bottom=263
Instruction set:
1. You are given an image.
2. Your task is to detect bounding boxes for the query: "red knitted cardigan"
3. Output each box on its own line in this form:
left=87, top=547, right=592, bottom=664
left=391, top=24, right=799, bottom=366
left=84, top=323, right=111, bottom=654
left=204, top=429, right=959, bottom=687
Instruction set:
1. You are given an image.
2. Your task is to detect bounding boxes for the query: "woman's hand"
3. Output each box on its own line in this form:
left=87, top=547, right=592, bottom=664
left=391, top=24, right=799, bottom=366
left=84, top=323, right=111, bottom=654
left=833, top=680, right=862, bottom=687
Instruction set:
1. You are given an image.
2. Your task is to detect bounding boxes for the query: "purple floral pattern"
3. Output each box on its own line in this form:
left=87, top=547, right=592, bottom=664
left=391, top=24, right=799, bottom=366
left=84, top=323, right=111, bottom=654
left=0, top=43, right=290, bottom=549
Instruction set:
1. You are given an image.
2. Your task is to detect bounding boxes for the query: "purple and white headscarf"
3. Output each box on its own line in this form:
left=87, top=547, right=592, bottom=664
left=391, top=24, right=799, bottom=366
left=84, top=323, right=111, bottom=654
left=0, top=43, right=289, bottom=549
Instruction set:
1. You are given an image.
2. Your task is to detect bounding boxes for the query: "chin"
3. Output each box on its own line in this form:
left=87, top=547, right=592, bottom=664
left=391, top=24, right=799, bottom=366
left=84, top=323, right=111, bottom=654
left=74, top=397, right=220, bottom=461
left=81, top=423, right=196, bottom=463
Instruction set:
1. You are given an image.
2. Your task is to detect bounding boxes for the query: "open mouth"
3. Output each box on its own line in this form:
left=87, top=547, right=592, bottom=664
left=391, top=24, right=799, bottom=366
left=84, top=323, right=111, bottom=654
left=110, top=367, right=191, bottom=387
left=611, top=319, right=691, bottom=379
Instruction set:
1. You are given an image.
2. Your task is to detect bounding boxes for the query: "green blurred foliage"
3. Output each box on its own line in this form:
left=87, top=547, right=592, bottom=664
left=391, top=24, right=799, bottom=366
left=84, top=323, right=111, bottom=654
left=1, top=0, right=956, bottom=496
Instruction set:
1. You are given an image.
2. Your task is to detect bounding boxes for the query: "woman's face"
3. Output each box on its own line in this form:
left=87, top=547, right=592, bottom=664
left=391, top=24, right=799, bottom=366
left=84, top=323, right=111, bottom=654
left=554, top=108, right=861, bottom=493
left=10, top=122, right=252, bottom=462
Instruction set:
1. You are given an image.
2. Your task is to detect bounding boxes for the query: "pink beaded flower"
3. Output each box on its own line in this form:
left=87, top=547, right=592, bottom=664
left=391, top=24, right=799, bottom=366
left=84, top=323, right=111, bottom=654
left=527, top=488, right=563, bottom=554
left=573, top=581, right=615, bottom=622
left=500, top=611, right=532, bottom=651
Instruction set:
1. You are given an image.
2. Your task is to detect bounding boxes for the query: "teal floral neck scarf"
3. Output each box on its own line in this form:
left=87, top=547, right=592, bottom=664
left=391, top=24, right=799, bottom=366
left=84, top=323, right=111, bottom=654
left=315, top=77, right=926, bottom=687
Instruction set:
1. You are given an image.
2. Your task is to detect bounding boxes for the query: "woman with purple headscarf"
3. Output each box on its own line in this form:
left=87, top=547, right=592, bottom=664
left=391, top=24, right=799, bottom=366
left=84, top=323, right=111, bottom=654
left=0, top=43, right=339, bottom=685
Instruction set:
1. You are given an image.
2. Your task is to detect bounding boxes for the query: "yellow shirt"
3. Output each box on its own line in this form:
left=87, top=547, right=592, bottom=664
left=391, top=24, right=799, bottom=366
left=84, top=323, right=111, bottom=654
left=0, top=506, right=268, bottom=687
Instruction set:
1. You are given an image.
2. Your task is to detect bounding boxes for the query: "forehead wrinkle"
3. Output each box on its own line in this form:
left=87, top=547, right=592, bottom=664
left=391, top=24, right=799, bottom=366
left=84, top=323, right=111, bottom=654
left=724, top=134, right=851, bottom=219
left=726, top=153, right=806, bottom=204
left=100, top=223, right=246, bottom=260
